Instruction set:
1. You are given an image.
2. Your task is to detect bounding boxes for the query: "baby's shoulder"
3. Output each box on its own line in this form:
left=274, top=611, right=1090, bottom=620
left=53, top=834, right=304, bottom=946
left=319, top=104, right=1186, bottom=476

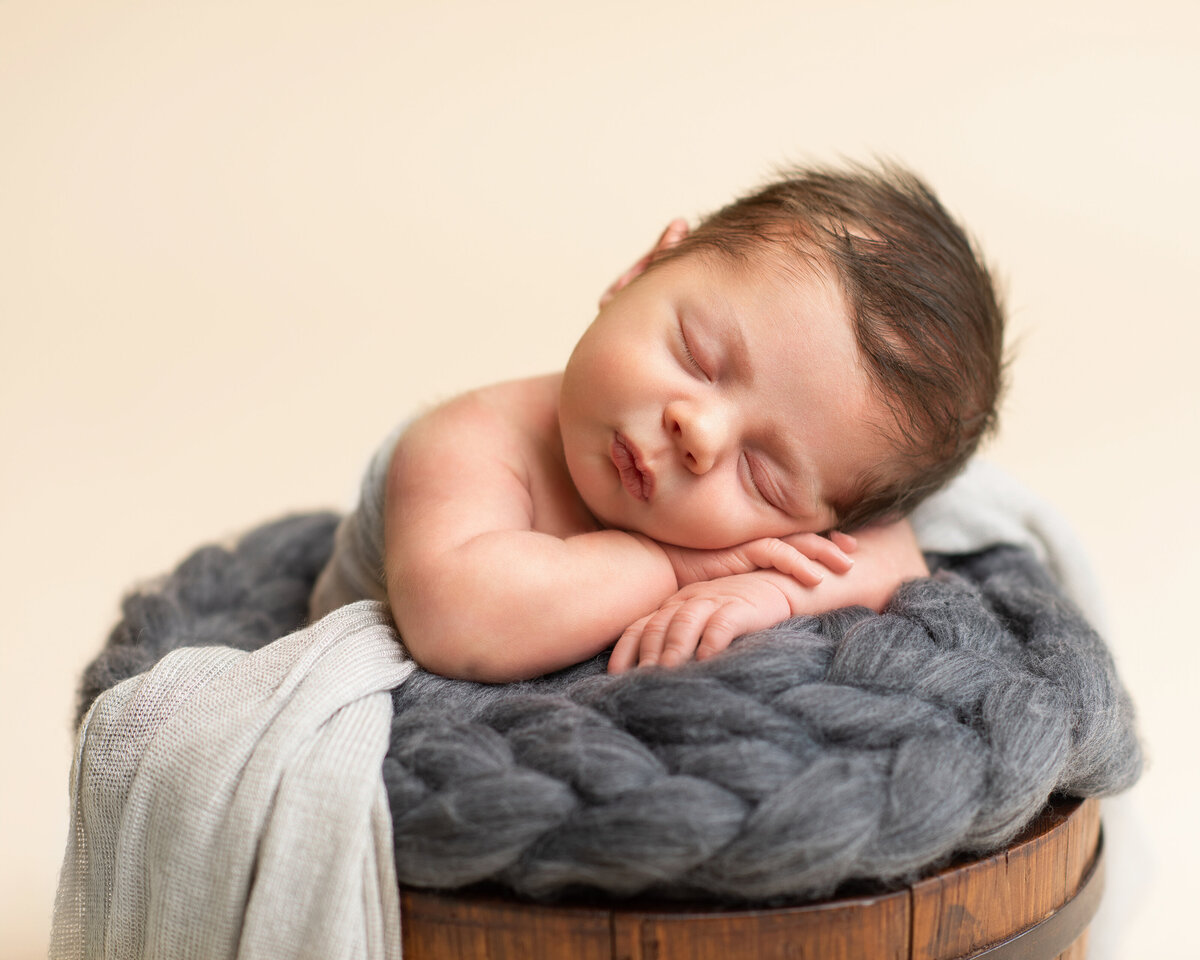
left=395, top=375, right=563, bottom=483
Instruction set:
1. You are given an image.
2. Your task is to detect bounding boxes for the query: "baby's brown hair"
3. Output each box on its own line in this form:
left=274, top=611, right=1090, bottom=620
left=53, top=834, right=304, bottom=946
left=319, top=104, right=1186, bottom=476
left=652, top=162, right=1006, bottom=529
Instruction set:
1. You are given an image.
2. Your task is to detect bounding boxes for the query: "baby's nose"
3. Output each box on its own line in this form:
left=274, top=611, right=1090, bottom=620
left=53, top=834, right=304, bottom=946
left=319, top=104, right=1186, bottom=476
left=665, top=400, right=731, bottom=475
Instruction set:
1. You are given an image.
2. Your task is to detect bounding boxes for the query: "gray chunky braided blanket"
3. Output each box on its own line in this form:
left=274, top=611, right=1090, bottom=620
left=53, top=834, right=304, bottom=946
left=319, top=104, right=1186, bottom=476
left=80, top=512, right=1141, bottom=902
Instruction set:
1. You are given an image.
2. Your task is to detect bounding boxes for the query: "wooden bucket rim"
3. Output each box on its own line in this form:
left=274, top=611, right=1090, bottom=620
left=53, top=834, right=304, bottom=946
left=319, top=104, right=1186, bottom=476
left=399, top=795, right=1103, bottom=959
left=403, top=795, right=1089, bottom=917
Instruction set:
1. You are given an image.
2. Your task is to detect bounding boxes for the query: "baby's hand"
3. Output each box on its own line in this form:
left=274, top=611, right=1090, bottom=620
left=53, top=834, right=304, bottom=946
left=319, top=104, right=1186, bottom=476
left=609, top=521, right=929, bottom=675
left=659, top=531, right=855, bottom=589
left=607, top=572, right=799, bottom=674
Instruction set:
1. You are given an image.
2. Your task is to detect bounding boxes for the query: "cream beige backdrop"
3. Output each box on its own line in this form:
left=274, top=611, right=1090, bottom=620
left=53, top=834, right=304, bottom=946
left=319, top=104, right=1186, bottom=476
left=3, top=2, right=1196, bottom=957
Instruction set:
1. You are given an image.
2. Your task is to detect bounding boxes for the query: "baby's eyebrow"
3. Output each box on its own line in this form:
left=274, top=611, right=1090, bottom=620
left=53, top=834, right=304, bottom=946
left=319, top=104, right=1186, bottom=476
left=697, top=285, right=750, bottom=377
left=722, top=315, right=752, bottom=378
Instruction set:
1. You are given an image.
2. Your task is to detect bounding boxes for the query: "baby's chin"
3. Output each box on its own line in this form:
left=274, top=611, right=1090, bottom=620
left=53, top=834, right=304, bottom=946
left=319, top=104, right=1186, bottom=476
left=607, top=511, right=825, bottom=551
left=578, top=490, right=747, bottom=550
left=600, top=515, right=743, bottom=551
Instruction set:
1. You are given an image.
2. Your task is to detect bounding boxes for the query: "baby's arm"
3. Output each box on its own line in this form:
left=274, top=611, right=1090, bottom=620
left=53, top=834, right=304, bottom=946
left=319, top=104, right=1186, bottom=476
left=608, top=519, right=928, bottom=673
left=384, top=394, right=850, bottom=683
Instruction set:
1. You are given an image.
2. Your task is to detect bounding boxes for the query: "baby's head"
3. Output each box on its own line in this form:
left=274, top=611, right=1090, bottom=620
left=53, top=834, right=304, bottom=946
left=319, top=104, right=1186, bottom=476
left=649, top=162, right=1005, bottom=528
left=560, top=161, right=1005, bottom=544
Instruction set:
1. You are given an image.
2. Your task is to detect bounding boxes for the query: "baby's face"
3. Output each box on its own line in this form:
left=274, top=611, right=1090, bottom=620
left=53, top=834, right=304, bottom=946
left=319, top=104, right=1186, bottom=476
left=559, top=249, right=891, bottom=548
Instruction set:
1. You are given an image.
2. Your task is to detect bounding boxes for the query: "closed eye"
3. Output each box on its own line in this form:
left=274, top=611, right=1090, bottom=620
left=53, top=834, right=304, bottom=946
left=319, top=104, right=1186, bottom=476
left=743, top=453, right=776, bottom=509
left=678, top=324, right=708, bottom=380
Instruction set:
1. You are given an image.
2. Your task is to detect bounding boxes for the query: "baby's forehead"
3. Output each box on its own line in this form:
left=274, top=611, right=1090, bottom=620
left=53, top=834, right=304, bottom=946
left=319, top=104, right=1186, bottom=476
left=682, top=237, right=839, bottom=296
left=690, top=245, right=852, bottom=335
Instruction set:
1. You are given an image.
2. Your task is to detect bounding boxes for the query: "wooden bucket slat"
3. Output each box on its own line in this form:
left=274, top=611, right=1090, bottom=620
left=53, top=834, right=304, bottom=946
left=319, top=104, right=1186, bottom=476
left=910, top=798, right=1101, bottom=959
left=399, top=896, right=612, bottom=960
left=400, top=796, right=1101, bottom=960
left=610, top=890, right=910, bottom=960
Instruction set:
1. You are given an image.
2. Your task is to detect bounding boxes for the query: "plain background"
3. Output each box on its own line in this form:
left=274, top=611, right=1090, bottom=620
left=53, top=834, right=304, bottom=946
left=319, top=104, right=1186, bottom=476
left=2, top=1, right=1196, bottom=956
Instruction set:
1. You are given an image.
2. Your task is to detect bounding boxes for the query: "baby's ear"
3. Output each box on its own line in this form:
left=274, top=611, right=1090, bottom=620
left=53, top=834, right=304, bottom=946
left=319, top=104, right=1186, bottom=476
left=598, top=219, right=689, bottom=307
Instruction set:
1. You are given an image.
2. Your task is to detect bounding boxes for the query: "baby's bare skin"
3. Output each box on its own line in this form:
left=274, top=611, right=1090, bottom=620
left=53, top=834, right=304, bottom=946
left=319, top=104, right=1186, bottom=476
left=384, top=224, right=929, bottom=682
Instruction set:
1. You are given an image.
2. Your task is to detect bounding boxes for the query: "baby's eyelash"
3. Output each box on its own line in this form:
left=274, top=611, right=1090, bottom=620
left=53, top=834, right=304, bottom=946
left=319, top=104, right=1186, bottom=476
left=747, top=461, right=763, bottom=496
left=679, top=326, right=706, bottom=377
left=744, top=454, right=771, bottom=505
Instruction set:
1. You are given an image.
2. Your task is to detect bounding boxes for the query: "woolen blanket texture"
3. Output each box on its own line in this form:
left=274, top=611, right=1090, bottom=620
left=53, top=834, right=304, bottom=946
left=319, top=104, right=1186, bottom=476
left=77, top=512, right=1142, bottom=903
left=55, top=602, right=414, bottom=960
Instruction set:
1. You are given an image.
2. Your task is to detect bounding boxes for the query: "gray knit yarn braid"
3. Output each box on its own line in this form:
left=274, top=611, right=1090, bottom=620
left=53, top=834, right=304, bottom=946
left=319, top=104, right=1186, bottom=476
left=80, top=513, right=1141, bottom=903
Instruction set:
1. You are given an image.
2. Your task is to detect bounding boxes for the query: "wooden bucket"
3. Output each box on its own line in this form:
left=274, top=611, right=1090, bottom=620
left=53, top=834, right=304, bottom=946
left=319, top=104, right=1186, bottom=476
left=399, top=795, right=1102, bottom=960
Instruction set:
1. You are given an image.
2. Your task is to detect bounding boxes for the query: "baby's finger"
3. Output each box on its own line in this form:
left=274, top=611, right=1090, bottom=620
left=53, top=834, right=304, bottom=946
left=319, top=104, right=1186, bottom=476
left=631, top=605, right=680, bottom=668
left=829, top=530, right=858, bottom=553
left=608, top=614, right=652, bottom=674
left=694, top=602, right=755, bottom=662
left=781, top=532, right=855, bottom=574
left=658, top=598, right=722, bottom=668
left=743, top=538, right=826, bottom=586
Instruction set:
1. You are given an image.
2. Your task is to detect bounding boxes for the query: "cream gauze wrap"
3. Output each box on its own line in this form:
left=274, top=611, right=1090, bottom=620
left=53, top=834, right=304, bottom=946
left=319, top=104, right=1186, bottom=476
left=52, top=603, right=415, bottom=960
left=309, top=422, right=1104, bottom=627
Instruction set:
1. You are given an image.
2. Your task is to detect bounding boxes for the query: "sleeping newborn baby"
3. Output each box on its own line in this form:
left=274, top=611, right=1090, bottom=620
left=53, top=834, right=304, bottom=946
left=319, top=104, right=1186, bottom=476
left=310, top=162, right=1006, bottom=682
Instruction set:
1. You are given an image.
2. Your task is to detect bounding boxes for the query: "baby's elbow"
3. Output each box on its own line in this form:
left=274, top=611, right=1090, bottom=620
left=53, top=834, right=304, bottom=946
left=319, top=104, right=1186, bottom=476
left=409, top=643, right=529, bottom=684
left=397, top=611, right=528, bottom=683
left=404, top=636, right=487, bottom=681
left=389, top=570, right=543, bottom=683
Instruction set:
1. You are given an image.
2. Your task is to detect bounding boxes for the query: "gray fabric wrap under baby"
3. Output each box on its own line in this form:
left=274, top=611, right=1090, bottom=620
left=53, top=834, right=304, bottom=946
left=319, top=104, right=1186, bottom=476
left=79, top=513, right=1141, bottom=902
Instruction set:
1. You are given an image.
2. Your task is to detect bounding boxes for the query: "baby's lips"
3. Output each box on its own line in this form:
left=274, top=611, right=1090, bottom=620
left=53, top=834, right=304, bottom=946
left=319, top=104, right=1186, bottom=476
left=611, top=433, right=655, bottom=502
